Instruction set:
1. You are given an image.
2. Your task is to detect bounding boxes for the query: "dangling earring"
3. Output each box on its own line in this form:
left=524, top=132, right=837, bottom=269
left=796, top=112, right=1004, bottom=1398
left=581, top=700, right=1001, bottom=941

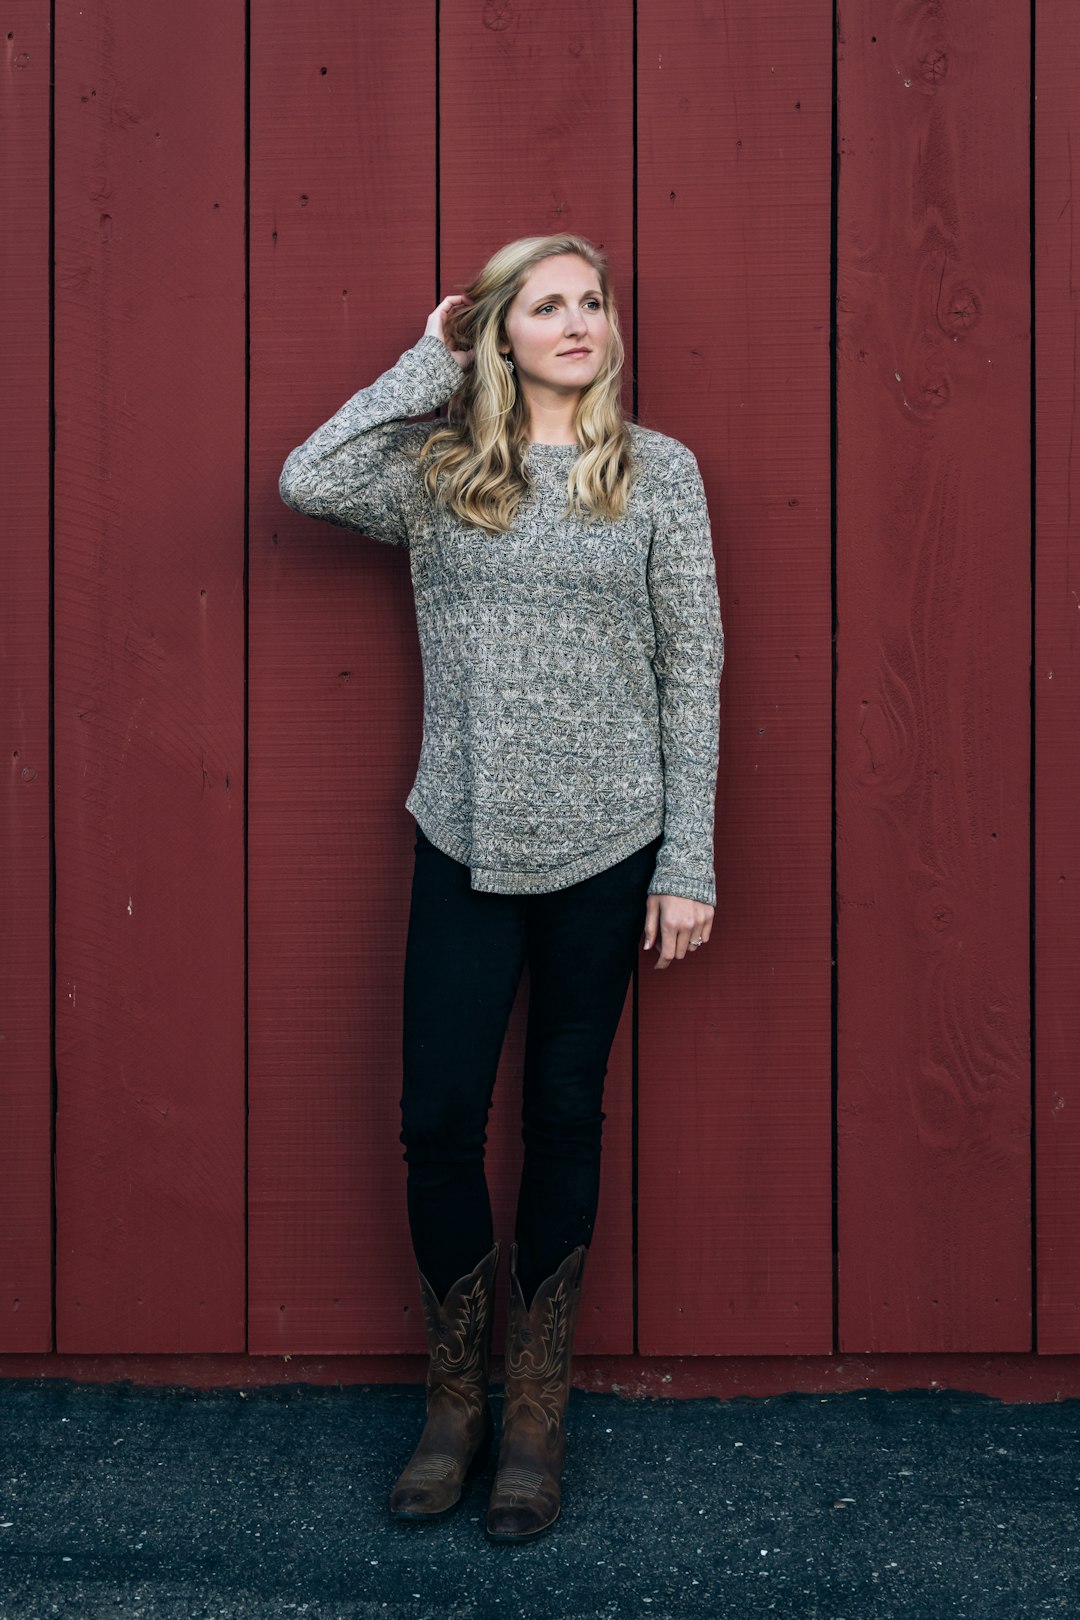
left=503, top=353, right=515, bottom=373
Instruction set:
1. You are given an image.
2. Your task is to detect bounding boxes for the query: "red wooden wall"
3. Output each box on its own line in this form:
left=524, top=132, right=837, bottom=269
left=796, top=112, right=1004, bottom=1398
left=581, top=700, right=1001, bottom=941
left=836, top=5, right=1032, bottom=1352
left=3, top=0, right=1077, bottom=1376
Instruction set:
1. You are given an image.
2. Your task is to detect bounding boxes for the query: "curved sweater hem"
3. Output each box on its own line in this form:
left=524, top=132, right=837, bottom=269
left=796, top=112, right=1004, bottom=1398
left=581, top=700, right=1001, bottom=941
left=406, top=791, right=664, bottom=895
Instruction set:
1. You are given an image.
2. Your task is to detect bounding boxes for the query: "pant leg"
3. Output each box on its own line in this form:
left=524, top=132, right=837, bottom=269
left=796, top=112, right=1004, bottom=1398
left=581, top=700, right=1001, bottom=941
left=513, top=832, right=664, bottom=1305
left=399, top=821, right=527, bottom=1301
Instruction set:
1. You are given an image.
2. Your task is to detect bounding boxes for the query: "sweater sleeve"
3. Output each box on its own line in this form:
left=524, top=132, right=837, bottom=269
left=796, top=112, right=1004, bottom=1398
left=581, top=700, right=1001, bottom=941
left=646, top=444, right=725, bottom=908
left=277, top=333, right=466, bottom=547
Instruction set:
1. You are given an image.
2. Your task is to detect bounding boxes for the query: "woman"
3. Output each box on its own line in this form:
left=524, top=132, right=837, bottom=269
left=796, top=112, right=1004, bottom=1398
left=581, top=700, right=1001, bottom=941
left=278, top=233, right=725, bottom=1542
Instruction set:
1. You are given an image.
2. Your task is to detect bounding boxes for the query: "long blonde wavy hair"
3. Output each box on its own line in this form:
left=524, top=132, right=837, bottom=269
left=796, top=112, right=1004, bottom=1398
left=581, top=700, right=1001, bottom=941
left=407, top=234, right=635, bottom=535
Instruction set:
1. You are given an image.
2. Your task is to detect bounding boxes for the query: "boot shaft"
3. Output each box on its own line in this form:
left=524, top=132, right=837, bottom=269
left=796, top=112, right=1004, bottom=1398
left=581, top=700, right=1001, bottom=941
left=417, top=1241, right=500, bottom=1415
left=483, top=1242, right=589, bottom=1541
left=502, top=1242, right=587, bottom=1435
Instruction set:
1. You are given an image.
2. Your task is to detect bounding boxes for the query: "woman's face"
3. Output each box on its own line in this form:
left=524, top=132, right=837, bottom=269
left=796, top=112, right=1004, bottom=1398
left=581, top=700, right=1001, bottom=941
left=500, top=253, right=610, bottom=396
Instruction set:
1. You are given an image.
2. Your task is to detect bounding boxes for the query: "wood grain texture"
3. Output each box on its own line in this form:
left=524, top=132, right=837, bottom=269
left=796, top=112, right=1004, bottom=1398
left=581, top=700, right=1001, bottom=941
left=439, top=0, right=635, bottom=1355
left=1034, top=0, right=1080, bottom=1353
left=13, top=0, right=1057, bottom=1372
left=1, top=3, right=53, bottom=1351
left=248, top=3, right=437, bottom=1353
left=836, top=2, right=1030, bottom=1350
left=52, top=0, right=246, bottom=1351
left=635, top=0, right=835, bottom=1354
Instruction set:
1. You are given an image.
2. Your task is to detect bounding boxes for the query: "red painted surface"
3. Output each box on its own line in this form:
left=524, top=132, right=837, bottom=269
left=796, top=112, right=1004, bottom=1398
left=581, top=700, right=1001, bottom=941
left=2, top=0, right=1069, bottom=1381
left=835, top=4, right=1031, bottom=1351
left=1034, top=0, right=1080, bottom=1353
left=1, top=3, right=52, bottom=1351
left=636, top=3, right=835, bottom=1354
left=52, top=0, right=246, bottom=1351
left=247, top=3, right=437, bottom=1356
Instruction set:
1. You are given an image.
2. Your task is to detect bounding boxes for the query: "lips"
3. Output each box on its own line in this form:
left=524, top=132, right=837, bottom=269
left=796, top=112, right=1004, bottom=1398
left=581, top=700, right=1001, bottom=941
left=558, top=349, right=591, bottom=357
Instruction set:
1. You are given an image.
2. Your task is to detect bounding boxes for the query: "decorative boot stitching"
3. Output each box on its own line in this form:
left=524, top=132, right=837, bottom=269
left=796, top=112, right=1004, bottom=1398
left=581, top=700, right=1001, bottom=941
left=502, top=1274, right=577, bottom=1437
left=492, top=1466, right=545, bottom=1501
left=419, top=1266, right=494, bottom=1427
left=398, top=1453, right=461, bottom=1483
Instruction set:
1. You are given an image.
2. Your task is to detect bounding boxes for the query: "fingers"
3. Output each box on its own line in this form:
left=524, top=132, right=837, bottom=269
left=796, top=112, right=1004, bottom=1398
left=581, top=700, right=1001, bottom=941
left=646, top=912, right=687, bottom=970
left=642, top=894, right=660, bottom=951
left=643, top=899, right=681, bottom=971
left=644, top=899, right=715, bottom=970
left=423, top=293, right=475, bottom=350
left=656, top=922, right=691, bottom=969
left=436, top=293, right=473, bottom=325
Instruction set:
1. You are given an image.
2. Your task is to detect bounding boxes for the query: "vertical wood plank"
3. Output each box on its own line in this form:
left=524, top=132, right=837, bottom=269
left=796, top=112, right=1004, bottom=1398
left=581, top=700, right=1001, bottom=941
left=636, top=0, right=835, bottom=1353
left=248, top=2, right=437, bottom=1353
left=835, top=2, right=1030, bottom=1350
left=1034, top=0, right=1080, bottom=1352
left=1, top=3, right=53, bottom=1350
left=439, top=0, right=635, bottom=1353
left=53, top=1, right=246, bottom=1350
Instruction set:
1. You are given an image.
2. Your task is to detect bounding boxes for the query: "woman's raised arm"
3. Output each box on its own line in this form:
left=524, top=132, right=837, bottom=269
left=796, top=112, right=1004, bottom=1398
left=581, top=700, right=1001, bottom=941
left=278, top=297, right=473, bottom=547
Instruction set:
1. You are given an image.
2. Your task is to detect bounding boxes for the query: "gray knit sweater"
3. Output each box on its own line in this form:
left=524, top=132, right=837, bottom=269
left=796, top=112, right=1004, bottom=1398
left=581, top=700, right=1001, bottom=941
left=278, top=333, right=724, bottom=905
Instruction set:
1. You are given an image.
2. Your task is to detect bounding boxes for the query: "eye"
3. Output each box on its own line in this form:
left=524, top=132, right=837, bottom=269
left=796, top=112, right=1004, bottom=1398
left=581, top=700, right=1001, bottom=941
left=535, top=299, right=603, bottom=314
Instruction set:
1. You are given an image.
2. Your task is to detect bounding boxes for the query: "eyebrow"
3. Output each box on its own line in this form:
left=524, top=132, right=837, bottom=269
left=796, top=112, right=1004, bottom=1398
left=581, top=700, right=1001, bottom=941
left=531, top=289, right=604, bottom=304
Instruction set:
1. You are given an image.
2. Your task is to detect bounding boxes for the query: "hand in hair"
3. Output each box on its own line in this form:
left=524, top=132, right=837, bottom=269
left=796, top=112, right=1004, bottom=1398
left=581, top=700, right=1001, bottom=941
left=424, top=294, right=475, bottom=370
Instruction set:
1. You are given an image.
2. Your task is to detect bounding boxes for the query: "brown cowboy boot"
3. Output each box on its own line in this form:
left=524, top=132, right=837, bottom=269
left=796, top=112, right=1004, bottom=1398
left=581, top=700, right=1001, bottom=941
left=484, top=1241, right=588, bottom=1542
left=389, top=1240, right=500, bottom=1520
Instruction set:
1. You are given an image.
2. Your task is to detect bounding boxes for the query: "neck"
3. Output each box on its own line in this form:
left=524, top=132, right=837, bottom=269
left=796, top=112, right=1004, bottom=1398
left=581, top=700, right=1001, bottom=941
left=520, top=380, right=582, bottom=444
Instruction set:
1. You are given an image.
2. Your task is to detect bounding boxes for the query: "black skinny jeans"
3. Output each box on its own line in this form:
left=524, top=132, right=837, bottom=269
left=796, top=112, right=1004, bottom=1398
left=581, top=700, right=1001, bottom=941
left=399, top=818, right=664, bottom=1307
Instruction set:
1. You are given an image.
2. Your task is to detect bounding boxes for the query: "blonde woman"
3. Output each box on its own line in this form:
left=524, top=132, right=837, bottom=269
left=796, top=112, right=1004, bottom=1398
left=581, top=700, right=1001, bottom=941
left=278, top=233, right=724, bottom=1542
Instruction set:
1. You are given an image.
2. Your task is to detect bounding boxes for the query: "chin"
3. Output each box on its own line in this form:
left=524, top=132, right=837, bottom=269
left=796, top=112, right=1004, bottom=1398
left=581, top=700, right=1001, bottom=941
left=549, top=360, right=603, bottom=386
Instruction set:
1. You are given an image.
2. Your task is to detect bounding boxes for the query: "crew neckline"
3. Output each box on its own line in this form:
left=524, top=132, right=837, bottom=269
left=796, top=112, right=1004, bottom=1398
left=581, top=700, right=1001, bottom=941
left=525, top=440, right=579, bottom=454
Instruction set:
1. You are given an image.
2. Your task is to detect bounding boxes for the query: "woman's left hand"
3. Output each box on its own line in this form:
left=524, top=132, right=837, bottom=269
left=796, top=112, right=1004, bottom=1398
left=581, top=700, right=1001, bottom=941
left=642, top=894, right=714, bottom=970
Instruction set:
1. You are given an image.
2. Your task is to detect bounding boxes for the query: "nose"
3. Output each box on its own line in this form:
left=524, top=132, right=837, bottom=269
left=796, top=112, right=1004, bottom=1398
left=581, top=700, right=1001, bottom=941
left=563, top=307, right=587, bottom=339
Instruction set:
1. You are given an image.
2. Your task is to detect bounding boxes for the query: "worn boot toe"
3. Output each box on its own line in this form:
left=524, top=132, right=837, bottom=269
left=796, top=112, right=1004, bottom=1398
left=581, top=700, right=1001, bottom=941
left=390, top=1420, right=493, bottom=1518
left=485, top=1497, right=559, bottom=1540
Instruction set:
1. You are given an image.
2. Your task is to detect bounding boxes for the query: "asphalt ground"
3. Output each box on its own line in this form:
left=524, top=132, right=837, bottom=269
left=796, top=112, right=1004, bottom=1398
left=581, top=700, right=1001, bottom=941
left=0, top=1377, right=1077, bottom=1619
